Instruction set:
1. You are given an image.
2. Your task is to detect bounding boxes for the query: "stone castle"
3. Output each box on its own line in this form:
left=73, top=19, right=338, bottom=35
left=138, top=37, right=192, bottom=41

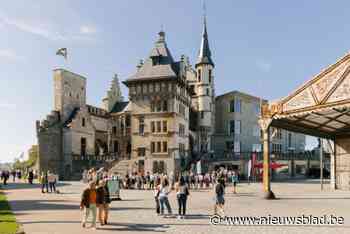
left=36, top=18, right=216, bottom=179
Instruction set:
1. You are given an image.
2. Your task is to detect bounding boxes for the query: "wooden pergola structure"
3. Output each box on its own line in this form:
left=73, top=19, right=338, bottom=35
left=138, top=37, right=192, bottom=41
left=259, top=52, right=350, bottom=199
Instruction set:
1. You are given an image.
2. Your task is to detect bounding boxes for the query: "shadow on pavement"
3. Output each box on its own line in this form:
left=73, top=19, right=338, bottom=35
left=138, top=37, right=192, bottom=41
left=8, top=199, right=79, bottom=211
left=280, top=197, right=350, bottom=200
left=1, top=182, right=71, bottom=190
left=99, top=222, right=168, bottom=232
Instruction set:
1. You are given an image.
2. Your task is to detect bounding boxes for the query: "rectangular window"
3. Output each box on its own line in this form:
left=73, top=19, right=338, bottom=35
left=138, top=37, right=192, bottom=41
left=201, top=111, right=204, bottom=119
left=288, top=133, right=292, bottom=148
left=252, top=144, right=261, bottom=152
left=179, top=143, right=185, bottom=156
left=81, top=137, right=86, bottom=156
left=139, top=117, right=144, bottom=135
left=234, top=141, right=241, bottom=153
left=157, top=142, right=161, bottom=153
left=114, top=141, right=119, bottom=153
left=151, top=142, right=155, bottom=153
left=157, top=121, right=161, bottom=132
left=206, top=88, right=209, bottom=96
left=163, top=142, right=168, bottom=152
left=226, top=141, right=233, bottom=150
left=229, top=100, right=235, bottom=112
left=112, top=126, right=117, bottom=135
left=179, top=124, right=185, bottom=137
left=163, top=101, right=168, bottom=112
left=229, top=120, right=235, bottom=135
left=138, top=147, right=146, bottom=157
left=209, top=70, right=212, bottom=83
left=254, top=102, right=260, bottom=115
left=198, top=69, right=201, bottom=82
left=82, top=118, right=85, bottom=127
left=235, top=99, right=242, bottom=113
left=151, top=121, right=155, bottom=133
left=156, top=101, right=162, bottom=112
left=151, top=102, right=155, bottom=112
left=162, top=121, right=167, bottom=132
left=125, top=115, right=131, bottom=127
left=235, top=120, right=241, bottom=134
left=253, top=125, right=260, bottom=137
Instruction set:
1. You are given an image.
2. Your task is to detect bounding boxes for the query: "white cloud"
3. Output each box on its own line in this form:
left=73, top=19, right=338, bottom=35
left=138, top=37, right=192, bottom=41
left=256, top=60, right=272, bottom=73
left=0, top=14, right=96, bottom=42
left=1, top=15, right=66, bottom=41
left=80, top=25, right=96, bottom=34
left=0, top=49, right=24, bottom=61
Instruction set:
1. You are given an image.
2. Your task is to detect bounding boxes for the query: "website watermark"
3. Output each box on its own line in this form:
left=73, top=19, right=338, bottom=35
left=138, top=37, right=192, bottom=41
left=209, top=214, right=344, bottom=226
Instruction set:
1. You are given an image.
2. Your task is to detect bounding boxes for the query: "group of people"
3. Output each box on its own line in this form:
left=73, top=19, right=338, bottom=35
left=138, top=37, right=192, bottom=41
left=40, top=171, right=58, bottom=193
left=80, top=173, right=111, bottom=229
left=0, top=169, right=36, bottom=185
left=154, top=175, right=190, bottom=219
left=78, top=166, right=239, bottom=228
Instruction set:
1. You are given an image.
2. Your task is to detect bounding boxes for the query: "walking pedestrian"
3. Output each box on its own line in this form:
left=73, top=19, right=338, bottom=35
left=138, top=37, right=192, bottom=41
left=48, top=171, right=56, bottom=193
left=40, top=172, right=49, bottom=193
left=154, top=177, right=161, bottom=215
left=80, top=182, right=98, bottom=230
left=232, top=170, right=238, bottom=194
left=28, top=170, right=34, bottom=184
left=214, top=177, right=225, bottom=217
left=96, top=180, right=110, bottom=226
left=159, top=178, right=172, bottom=217
left=175, top=176, right=189, bottom=219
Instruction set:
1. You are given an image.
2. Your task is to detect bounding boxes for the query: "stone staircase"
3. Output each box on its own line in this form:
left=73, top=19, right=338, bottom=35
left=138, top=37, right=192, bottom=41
left=109, top=159, right=131, bottom=176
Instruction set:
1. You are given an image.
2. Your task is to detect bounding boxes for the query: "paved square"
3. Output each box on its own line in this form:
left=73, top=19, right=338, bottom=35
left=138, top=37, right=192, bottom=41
left=4, top=180, right=350, bottom=234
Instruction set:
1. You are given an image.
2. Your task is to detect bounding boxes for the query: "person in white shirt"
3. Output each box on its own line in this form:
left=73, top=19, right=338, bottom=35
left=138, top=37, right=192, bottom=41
left=158, top=178, right=172, bottom=217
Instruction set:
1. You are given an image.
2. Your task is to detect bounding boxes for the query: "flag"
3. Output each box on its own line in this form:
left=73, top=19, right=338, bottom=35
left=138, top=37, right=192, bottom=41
left=56, top=48, right=67, bottom=60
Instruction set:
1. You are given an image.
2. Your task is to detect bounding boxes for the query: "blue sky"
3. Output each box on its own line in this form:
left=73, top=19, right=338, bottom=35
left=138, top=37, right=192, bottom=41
left=1, top=1, right=348, bottom=162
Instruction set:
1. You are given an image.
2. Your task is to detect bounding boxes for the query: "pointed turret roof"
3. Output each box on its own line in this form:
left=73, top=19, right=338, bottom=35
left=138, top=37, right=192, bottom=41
left=125, top=31, right=178, bottom=83
left=196, top=17, right=214, bottom=68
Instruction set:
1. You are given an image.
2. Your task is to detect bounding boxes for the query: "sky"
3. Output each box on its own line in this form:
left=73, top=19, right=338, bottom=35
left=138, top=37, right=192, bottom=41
left=1, top=0, right=349, bottom=163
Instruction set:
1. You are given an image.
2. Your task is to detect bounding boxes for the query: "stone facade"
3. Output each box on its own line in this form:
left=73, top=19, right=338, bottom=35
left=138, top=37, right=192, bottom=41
left=213, top=91, right=305, bottom=155
left=37, top=70, right=111, bottom=179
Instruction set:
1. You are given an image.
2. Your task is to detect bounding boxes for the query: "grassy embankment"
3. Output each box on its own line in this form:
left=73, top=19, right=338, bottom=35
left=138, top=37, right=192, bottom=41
left=0, top=189, right=18, bottom=234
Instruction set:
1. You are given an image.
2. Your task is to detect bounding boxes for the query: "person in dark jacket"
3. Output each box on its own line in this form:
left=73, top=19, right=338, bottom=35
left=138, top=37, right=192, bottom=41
left=96, top=180, right=110, bottom=225
left=214, top=177, right=225, bottom=216
left=80, top=182, right=97, bottom=229
left=28, top=170, right=34, bottom=184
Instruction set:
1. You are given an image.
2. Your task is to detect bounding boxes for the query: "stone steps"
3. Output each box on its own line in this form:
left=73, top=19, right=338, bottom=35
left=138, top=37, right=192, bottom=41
left=109, top=160, right=131, bottom=176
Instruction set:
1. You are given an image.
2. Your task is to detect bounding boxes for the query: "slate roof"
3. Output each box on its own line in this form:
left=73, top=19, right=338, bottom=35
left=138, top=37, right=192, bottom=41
left=125, top=31, right=178, bottom=83
left=63, top=107, right=80, bottom=127
left=196, top=18, right=214, bottom=68
left=110, top=101, right=130, bottom=113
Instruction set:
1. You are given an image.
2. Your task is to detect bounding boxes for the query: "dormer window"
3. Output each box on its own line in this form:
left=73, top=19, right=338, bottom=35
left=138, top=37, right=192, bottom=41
left=151, top=55, right=162, bottom=66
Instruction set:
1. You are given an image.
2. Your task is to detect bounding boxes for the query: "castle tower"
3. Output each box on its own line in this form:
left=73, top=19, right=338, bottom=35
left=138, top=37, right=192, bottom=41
left=53, top=69, right=87, bottom=122
left=195, top=15, right=215, bottom=153
left=102, top=74, right=124, bottom=112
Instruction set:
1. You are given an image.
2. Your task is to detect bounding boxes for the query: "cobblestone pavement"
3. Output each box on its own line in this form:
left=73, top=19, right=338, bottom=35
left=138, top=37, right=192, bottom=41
left=3, top=180, right=350, bottom=234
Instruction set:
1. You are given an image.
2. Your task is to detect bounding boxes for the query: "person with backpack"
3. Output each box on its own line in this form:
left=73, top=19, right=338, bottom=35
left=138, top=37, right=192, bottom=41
left=175, top=176, right=189, bottom=219
left=214, top=177, right=225, bottom=217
